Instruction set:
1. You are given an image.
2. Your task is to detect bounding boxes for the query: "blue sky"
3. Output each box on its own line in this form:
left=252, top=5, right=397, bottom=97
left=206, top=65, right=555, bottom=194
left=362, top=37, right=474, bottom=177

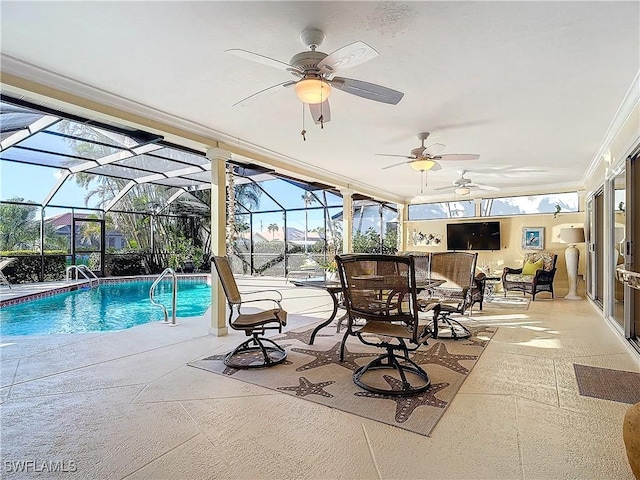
left=0, top=161, right=94, bottom=209
left=0, top=161, right=337, bottom=232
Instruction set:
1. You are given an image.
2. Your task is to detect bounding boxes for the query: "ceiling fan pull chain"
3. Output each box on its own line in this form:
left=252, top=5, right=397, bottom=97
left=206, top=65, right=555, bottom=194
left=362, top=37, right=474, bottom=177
left=319, top=86, right=324, bottom=129
left=301, top=103, right=307, bottom=141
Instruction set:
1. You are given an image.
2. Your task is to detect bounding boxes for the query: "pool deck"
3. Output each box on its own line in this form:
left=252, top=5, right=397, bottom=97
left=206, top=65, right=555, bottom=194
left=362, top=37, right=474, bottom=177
left=1, top=277, right=638, bottom=479
left=0, top=280, right=91, bottom=304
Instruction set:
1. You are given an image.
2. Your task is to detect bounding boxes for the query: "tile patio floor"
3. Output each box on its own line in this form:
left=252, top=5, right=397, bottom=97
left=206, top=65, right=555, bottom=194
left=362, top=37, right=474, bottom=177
left=1, top=276, right=638, bottom=479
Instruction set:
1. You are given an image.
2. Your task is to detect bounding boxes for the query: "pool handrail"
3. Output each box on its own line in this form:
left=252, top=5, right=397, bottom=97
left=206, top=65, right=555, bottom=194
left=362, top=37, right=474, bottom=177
left=149, top=268, right=178, bottom=326
left=66, top=265, right=100, bottom=288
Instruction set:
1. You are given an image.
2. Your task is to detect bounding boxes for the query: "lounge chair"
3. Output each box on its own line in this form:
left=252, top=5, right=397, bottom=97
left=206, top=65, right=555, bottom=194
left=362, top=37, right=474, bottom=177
left=0, top=257, right=16, bottom=288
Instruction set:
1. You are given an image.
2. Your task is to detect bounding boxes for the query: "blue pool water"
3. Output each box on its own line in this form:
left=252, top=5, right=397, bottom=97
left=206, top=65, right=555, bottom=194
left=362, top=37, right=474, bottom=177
left=0, top=280, right=212, bottom=336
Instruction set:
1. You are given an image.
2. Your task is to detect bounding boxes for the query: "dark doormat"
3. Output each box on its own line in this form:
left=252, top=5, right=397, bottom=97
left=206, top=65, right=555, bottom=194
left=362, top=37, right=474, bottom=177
left=574, top=364, right=640, bottom=404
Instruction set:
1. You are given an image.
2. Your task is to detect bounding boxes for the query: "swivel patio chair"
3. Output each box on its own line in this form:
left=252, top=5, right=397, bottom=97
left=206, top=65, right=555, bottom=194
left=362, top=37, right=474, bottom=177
left=502, top=252, right=558, bottom=300
left=417, top=252, right=479, bottom=339
left=211, top=256, right=288, bottom=369
left=336, top=254, right=441, bottom=396
left=0, top=257, right=16, bottom=288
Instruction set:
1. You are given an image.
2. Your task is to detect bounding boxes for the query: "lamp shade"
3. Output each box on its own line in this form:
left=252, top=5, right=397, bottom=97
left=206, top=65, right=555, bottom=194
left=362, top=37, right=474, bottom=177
left=560, top=227, right=585, bottom=244
left=294, top=78, right=331, bottom=104
left=455, top=186, right=471, bottom=195
left=615, top=227, right=625, bottom=243
left=409, top=159, right=435, bottom=171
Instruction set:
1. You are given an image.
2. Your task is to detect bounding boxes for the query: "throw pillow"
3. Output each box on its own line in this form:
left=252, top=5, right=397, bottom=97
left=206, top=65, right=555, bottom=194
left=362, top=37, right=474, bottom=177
left=522, top=259, right=543, bottom=275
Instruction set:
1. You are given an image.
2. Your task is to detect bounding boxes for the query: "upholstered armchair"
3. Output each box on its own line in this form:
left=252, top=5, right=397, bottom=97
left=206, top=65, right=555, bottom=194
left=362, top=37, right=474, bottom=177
left=502, top=252, right=558, bottom=300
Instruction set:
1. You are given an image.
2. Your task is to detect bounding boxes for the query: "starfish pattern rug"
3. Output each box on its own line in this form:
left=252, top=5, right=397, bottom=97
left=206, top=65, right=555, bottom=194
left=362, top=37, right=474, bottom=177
left=189, top=320, right=496, bottom=437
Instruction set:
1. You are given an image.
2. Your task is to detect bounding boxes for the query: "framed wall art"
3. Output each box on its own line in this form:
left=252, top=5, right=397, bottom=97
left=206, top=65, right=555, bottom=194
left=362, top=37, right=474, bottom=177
left=522, top=227, right=544, bottom=250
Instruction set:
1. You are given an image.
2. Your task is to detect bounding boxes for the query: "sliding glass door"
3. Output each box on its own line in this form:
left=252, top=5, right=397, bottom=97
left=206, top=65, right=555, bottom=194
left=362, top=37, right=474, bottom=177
left=612, top=169, right=626, bottom=329
left=587, top=189, right=605, bottom=308
left=623, top=150, right=639, bottom=349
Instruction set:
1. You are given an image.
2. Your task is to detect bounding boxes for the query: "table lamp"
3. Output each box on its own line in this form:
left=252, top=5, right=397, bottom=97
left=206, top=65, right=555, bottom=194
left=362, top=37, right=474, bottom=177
left=560, top=227, right=585, bottom=300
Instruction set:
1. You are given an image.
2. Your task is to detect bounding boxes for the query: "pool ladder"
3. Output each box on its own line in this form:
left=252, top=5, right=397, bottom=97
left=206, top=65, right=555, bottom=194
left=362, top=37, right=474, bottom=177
left=66, top=265, right=100, bottom=288
left=149, top=268, right=178, bottom=326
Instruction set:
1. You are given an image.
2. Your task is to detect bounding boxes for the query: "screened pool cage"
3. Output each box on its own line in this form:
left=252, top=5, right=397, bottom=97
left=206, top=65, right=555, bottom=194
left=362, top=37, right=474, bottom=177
left=0, top=95, right=399, bottom=283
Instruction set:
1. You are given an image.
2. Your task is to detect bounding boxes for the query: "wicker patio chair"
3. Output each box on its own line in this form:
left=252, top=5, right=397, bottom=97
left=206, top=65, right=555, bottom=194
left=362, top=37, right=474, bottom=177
left=211, top=256, right=288, bottom=368
left=0, top=257, right=16, bottom=288
left=502, top=252, right=558, bottom=300
left=336, top=254, right=440, bottom=395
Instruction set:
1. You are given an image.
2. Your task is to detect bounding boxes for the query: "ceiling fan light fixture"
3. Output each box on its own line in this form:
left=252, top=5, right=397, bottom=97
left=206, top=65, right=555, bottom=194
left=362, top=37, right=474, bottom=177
left=294, top=78, right=331, bottom=104
left=409, top=159, right=436, bottom=171
left=455, top=186, right=471, bottom=195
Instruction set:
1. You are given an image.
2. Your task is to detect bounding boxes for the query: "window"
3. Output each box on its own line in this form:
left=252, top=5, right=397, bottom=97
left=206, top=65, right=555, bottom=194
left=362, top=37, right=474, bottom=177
left=481, top=192, right=579, bottom=217
left=408, top=201, right=474, bottom=220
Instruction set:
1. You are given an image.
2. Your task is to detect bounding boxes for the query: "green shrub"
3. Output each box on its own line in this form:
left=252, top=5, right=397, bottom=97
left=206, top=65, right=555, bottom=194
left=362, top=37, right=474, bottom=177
left=105, top=253, right=146, bottom=276
left=0, top=251, right=67, bottom=283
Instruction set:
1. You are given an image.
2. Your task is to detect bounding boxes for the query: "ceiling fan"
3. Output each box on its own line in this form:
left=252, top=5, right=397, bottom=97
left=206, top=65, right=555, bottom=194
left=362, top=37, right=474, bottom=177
left=434, top=170, right=500, bottom=195
left=227, top=28, right=404, bottom=127
left=377, top=132, right=480, bottom=172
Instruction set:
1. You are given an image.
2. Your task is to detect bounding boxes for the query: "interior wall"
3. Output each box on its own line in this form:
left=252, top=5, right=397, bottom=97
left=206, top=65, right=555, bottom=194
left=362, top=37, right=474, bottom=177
left=404, top=212, right=586, bottom=297
left=584, top=100, right=639, bottom=193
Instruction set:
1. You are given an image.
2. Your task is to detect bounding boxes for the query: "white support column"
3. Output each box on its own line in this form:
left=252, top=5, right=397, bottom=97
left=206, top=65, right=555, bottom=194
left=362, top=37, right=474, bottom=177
left=207, top=148, right=229, bottom=336
left=340, top=188, right=354, bottom=254
left=396, top=203, right=407, bottom=252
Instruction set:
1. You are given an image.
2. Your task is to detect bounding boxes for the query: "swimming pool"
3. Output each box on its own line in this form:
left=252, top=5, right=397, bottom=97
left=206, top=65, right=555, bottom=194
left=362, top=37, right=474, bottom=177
left=0, top=279, right=212, bottom=336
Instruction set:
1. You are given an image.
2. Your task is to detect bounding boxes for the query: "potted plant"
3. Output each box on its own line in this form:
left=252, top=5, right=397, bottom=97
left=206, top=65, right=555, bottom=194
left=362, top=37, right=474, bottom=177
left=320, top=258, right=338, bottom=281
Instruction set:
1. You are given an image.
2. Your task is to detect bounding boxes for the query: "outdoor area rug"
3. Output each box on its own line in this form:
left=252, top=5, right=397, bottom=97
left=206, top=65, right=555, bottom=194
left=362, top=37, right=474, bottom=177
left=189, top=320, right=497, bottom=437
left=574, top=364, right=640, bottom=404
left=484, top=295, right=531, bottom=309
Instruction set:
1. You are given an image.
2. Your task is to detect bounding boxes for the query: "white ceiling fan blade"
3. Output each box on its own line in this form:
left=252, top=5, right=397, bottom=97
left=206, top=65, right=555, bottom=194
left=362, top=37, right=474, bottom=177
left=226, top=49, right=302, bottom=73
left=382, top=160, right=413, bottom=170
left=430, top=161, right=443, bottom=171
left=329, top=77, right=404, bottom=105
left=423, top=143, right=446, bottom=156
left=375, top=153, right=414, bottom=159
left=434, top=184, right=455, bottom=191
left=433, top=154, right=480, bottom=161
left=232, top=81, right=294, bottom=106
left=309, top=100, right=331, bottom=124
left=317, top=41, right=379, bottom=75
left=474, top=183, right=500, bottom=191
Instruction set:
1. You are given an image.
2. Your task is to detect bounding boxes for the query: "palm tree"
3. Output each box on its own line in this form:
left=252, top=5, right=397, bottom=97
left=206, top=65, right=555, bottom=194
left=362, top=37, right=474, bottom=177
left=301, top=191, right=317, bottom=253
left=267, top=223, right=279, bottom=241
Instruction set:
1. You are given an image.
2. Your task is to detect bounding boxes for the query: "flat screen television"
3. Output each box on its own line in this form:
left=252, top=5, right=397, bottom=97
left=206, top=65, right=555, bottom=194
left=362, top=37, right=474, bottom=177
left=446, top=221, right=501, bottom=251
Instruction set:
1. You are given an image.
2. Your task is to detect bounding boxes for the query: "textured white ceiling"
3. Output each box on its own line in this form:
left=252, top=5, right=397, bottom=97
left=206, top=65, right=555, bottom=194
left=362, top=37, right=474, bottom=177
left=1, top=1, right=638, bottom=202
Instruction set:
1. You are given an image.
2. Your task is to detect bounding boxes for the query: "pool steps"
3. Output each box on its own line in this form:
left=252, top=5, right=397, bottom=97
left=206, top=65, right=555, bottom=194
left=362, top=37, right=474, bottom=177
left=66, top=265, right=101, bottom=288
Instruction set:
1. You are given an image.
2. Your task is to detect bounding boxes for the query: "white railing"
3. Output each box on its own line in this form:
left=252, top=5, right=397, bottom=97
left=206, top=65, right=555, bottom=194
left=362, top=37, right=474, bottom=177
left=66, top=265, right=100, bottom=288
left=149, top=268, right=178, bottom=326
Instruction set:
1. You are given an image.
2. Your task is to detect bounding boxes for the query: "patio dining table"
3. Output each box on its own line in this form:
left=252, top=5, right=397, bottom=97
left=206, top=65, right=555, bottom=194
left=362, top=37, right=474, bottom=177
left=290, top=277, right=445, bottom=345
left=289, top=279, right=346, bottom=344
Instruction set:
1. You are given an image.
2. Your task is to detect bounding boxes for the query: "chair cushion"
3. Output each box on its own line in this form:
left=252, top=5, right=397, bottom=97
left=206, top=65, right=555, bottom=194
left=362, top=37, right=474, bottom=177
left=522, top=259, right=543, bottom=275
left=505, top=273, right=534, bottom=283
left=233, top=309, right=287, bottom=329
